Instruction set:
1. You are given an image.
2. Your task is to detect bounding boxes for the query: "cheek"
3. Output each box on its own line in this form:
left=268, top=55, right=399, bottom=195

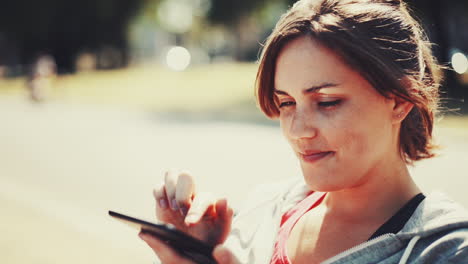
left=330, top=108, right=375, bottom=157
left=340, top=128, right=372, bottom=158
left=279, top=114, right=292, bottom=139
left=334, top=106, right=391, bottom=160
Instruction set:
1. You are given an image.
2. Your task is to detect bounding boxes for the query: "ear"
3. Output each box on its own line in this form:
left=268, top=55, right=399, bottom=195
left=390, top=95, right=414, bottom=125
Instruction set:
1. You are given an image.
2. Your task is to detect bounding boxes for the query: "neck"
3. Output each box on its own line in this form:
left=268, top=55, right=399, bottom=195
left=323, top=156, right=420, bottom=223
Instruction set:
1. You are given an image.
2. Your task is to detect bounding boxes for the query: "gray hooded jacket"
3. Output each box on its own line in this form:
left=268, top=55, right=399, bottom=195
left=224, top=178, right=468, bottom=264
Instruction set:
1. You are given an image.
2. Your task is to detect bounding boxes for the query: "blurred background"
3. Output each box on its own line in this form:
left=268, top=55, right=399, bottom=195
left=0, top=0, right=467, bottom=263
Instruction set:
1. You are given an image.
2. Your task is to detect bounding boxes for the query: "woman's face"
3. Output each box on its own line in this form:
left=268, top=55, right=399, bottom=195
left=274, top=36, right=398, bottom=191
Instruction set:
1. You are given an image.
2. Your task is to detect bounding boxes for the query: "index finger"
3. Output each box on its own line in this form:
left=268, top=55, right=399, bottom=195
left=176, top=171, right=196, bottom=215
left=184, top=192, right=216, bottom=225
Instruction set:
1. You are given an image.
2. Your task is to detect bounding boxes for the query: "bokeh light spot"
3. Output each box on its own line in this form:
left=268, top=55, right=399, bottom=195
left=166, top=46, right=191, bottom=71
left=451, top=52, right=468, bottom=74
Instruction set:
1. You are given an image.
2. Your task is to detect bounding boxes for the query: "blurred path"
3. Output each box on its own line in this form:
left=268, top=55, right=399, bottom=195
left=0, top=96, right=297, bottom=264
left=0, top=96, right=467, bottom=264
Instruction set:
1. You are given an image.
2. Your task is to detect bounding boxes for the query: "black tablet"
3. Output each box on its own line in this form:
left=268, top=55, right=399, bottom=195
left=108, top=210, right=216, bottom=264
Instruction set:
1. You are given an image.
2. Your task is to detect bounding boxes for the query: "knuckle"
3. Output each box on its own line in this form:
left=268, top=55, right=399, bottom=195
left=178, top=170, right=193, bottom=182
left=164, top=181, right=177, bottom=196
left=165, top=169, right=179, bottom=183
left=176, top=173, right=194, bottom=198
left=153, top=183, right=166, bottom=199
left=175, top=185, right=191, bottom=200
left=176, top=171, right=193, bottom=190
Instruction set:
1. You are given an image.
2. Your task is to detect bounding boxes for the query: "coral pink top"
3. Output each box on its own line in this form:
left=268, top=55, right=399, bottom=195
left=270, top=191, right=327, bottom=264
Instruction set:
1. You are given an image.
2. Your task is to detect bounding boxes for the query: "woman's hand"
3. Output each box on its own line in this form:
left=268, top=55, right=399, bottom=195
left=152, top=169, right=234, bottom=246
left=139, top=232, right=240, bottom=264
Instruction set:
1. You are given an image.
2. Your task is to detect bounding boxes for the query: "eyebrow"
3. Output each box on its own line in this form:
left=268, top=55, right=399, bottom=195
left=274, top=82, right=339, bottom=96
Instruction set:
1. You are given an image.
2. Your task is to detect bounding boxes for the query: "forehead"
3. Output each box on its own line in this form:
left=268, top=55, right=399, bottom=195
left=273, top=36, right=371, bottom=95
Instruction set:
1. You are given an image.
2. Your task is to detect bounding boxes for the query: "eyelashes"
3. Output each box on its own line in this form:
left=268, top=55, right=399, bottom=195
left=278, top=99, right=342, bottom=109
left=278, top=101, right=295, bottom=108
left=317, top=100, right=342, bottom=108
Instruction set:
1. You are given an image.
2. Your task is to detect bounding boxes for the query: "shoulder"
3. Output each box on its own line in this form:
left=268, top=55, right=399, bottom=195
left=400, top=192, right=468, bottom=263
left=410, top=228, right=468, bottom=263
left=400, top=192, right=468, bottom=236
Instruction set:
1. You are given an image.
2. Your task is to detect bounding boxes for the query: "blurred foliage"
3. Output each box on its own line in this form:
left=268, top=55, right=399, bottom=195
left=0, top=0, right=467, bottom=105
left=0, top=0, right=146, bottom=72
left=207, top=0, right=272, bottom=25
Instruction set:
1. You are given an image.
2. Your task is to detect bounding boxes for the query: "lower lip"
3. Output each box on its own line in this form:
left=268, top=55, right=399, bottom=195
left=300, top=151, right=334, bottom=163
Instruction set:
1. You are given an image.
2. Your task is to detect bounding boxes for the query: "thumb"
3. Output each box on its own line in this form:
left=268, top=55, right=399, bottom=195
left=213, top=245, right=240, bottom=264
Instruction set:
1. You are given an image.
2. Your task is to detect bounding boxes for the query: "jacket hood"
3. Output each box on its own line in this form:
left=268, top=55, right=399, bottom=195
left=397, top=191, right=468, bottom=240
left=320, top=191, right=468, bottom=264
left=226, top=178, right=468, bottom=264
left=276, top=179, right=468, bottom=240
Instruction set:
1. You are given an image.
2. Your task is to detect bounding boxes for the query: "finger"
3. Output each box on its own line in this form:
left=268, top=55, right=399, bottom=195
left=153, top=182, right=168, bottom=210
left=164, top=169, right=179, bottom=211
left=216, top=198, right=234, bottom=221
left=139, top=232, right=193, bottom=264
left=175, top=171, right=195, bottom=216
left=185, top=192, right=216, bottom=225
left=215, top=198, right=228, bottom=219
left=221, top=199, right=234, bottom=222
left=214, top=198, right=234, bottom=242
left=213, top=245, right=240, bottom=264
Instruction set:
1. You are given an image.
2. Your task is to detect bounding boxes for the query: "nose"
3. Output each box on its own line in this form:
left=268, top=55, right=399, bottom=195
left=285, top=108, right=318, bottom=140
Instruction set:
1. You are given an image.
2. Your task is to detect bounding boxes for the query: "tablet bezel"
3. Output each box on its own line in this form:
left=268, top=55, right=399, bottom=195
left=108, top=210, right=216, bottom=264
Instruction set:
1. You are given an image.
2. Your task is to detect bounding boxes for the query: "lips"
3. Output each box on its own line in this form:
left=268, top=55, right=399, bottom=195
left=299, top=151, right=334, bottom=163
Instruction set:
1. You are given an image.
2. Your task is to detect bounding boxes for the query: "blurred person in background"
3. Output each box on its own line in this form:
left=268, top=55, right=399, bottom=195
left=0, top=65, right=6, bottom=79
left=26, top=54, right=57, bottom=102
left=140, top=0, right=468, bottom=263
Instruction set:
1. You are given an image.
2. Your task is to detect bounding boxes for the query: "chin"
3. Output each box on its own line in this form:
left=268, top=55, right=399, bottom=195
left=301, top=169, right=348, bottom=192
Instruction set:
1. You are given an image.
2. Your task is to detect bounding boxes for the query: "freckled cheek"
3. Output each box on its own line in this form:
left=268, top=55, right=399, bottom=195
left=279, top=114, right=293, bottom=139
left=341, top=131, right=371, bottom=159
left=329, top=119, right=371, bottom=158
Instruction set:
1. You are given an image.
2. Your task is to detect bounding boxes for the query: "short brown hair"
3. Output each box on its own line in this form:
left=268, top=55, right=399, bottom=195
left=256, top=0, right=442, bottom=163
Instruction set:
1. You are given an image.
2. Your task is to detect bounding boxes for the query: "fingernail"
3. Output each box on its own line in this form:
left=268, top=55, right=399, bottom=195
left=180, top=206, right=188, bottom=216
left=159, top=199, right=168, bottom=209
left=171, top=199, right=178, bottom=211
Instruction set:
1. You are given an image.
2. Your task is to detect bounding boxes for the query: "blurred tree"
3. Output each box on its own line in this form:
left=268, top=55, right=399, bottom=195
left=407, top=0, right=468, bottom=108
left=207, top=0, right=274, bottom=60
left=207, top=0, right=466, bottom=108
left=208, top=0, right=270, bottom=25
left=0, top=0, right=147, bottom=73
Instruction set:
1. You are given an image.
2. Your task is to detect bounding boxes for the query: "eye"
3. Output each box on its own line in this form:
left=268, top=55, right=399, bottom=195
left=279, top=101, right=295, bottom=108
left=318, top=99, right=342, bottom=108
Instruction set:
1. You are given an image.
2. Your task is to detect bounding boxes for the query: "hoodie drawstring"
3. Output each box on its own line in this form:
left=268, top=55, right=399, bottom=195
left=398, top=236, right=421, bottom=264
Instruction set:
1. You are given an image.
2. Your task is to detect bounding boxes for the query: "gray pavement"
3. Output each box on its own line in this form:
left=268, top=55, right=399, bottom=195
left=1, top=96, right=467, bottom=264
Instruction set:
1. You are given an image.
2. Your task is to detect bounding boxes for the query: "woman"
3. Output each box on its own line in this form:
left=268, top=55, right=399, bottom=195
left=139, top=0, right=468, bottom=263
